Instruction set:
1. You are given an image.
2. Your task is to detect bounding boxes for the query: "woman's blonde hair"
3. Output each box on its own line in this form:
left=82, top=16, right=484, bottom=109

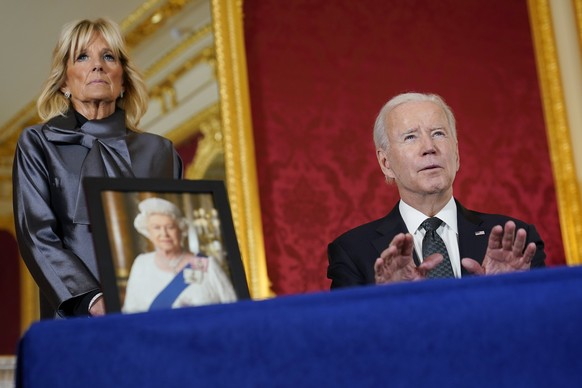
left=36, top=18, right=148, bottom=131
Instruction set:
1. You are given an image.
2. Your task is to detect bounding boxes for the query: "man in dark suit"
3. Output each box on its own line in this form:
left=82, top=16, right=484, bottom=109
left=327, top=92, right=545, bottom=288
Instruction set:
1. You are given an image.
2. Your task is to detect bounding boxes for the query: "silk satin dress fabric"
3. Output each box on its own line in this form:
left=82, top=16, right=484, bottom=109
left=12, top=109, right=183, bottom=318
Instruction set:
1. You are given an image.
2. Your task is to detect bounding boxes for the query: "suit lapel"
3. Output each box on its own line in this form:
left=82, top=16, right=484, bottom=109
left=371, top=200, right=489, bottom=271
left=456, top=200, right=488, bottom=274
left=372, top=203, right=421, bottom=266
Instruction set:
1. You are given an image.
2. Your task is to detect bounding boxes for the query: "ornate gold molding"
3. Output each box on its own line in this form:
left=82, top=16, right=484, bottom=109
left=142, top=24, right=213, bottom=79
left=528, top=0, right=582, bottom=264
left=212, top=0, right=272, bottom=298
left=166, top=102, right=224, bottom=179
left=149, top=46, right=215, bottom=113
left=119, top=0, right=168, bottom=31
left=575, top=0, right=582, bottom=47
left=166, top=102, right=219, bottom=144
left=123, top=0, right=191, bottom=46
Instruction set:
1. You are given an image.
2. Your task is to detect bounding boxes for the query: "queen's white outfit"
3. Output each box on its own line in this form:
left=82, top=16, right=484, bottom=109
left=122, top=252, right=237, bottom=313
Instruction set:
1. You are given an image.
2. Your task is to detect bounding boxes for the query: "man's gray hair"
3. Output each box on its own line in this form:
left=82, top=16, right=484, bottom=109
left=373, top=92, right=457, bottom=150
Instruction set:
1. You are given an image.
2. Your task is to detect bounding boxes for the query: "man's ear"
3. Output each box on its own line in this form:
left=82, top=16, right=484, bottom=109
left=376, top=148, right=395, bottom=179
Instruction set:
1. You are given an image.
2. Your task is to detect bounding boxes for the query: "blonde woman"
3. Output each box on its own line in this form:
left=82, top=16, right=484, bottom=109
left=13, top=18, right=182, bottom=318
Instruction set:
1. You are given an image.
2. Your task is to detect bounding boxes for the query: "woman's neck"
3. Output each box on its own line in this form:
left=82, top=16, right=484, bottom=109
left=72, top=101, right=116, bottom=120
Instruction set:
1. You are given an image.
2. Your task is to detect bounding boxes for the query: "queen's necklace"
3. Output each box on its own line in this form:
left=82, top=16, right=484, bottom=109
left=158, top=250, right=185, bottom=273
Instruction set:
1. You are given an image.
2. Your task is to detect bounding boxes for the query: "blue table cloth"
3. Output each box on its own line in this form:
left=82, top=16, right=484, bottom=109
left=16, top=265, right=582, bottom=387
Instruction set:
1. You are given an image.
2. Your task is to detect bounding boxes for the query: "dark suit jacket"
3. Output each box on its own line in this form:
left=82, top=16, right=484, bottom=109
left=327, top=199, right=546, bottom=288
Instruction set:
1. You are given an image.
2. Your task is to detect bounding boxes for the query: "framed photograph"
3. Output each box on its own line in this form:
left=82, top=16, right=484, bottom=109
left=84, top=177, right=250, bottom=314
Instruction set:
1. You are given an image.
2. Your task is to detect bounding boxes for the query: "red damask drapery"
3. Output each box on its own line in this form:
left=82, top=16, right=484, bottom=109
left=0, top=230, right=20, bottom=353
left=243, top=0, right=565, bottom=295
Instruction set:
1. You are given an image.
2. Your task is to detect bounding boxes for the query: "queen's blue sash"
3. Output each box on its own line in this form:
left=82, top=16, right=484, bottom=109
left=149, top=264, right=192, bottom=311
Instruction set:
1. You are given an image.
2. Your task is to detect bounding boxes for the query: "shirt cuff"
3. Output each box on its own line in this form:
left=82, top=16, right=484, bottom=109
left=88, top=292, right=104, bottom=312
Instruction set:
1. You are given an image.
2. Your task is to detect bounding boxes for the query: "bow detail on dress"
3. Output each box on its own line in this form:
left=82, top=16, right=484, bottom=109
left=43, top=109, right=134, bottom=224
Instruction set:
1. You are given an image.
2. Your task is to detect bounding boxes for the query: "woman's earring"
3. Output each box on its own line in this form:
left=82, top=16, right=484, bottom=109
left=120, top=90, right=124, bottom=99
left=64, top=91, right=71, bottom=99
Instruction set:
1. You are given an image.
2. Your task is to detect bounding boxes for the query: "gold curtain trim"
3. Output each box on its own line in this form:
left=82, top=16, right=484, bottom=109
left=212, top=0, right=272, bottom=298
left=528, top=0, right=582, bottom=264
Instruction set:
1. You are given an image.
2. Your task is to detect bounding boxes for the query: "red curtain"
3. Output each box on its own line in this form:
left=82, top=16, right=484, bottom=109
left=243, top=0, right=565, bottom=295
left=1, top=230, right=20, bottom=353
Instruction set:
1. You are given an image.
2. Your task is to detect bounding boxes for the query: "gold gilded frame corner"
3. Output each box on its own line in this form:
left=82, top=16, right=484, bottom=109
left=528, top=0, right=582, bottom=264
left=211, top=0, right=272, bottom=298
